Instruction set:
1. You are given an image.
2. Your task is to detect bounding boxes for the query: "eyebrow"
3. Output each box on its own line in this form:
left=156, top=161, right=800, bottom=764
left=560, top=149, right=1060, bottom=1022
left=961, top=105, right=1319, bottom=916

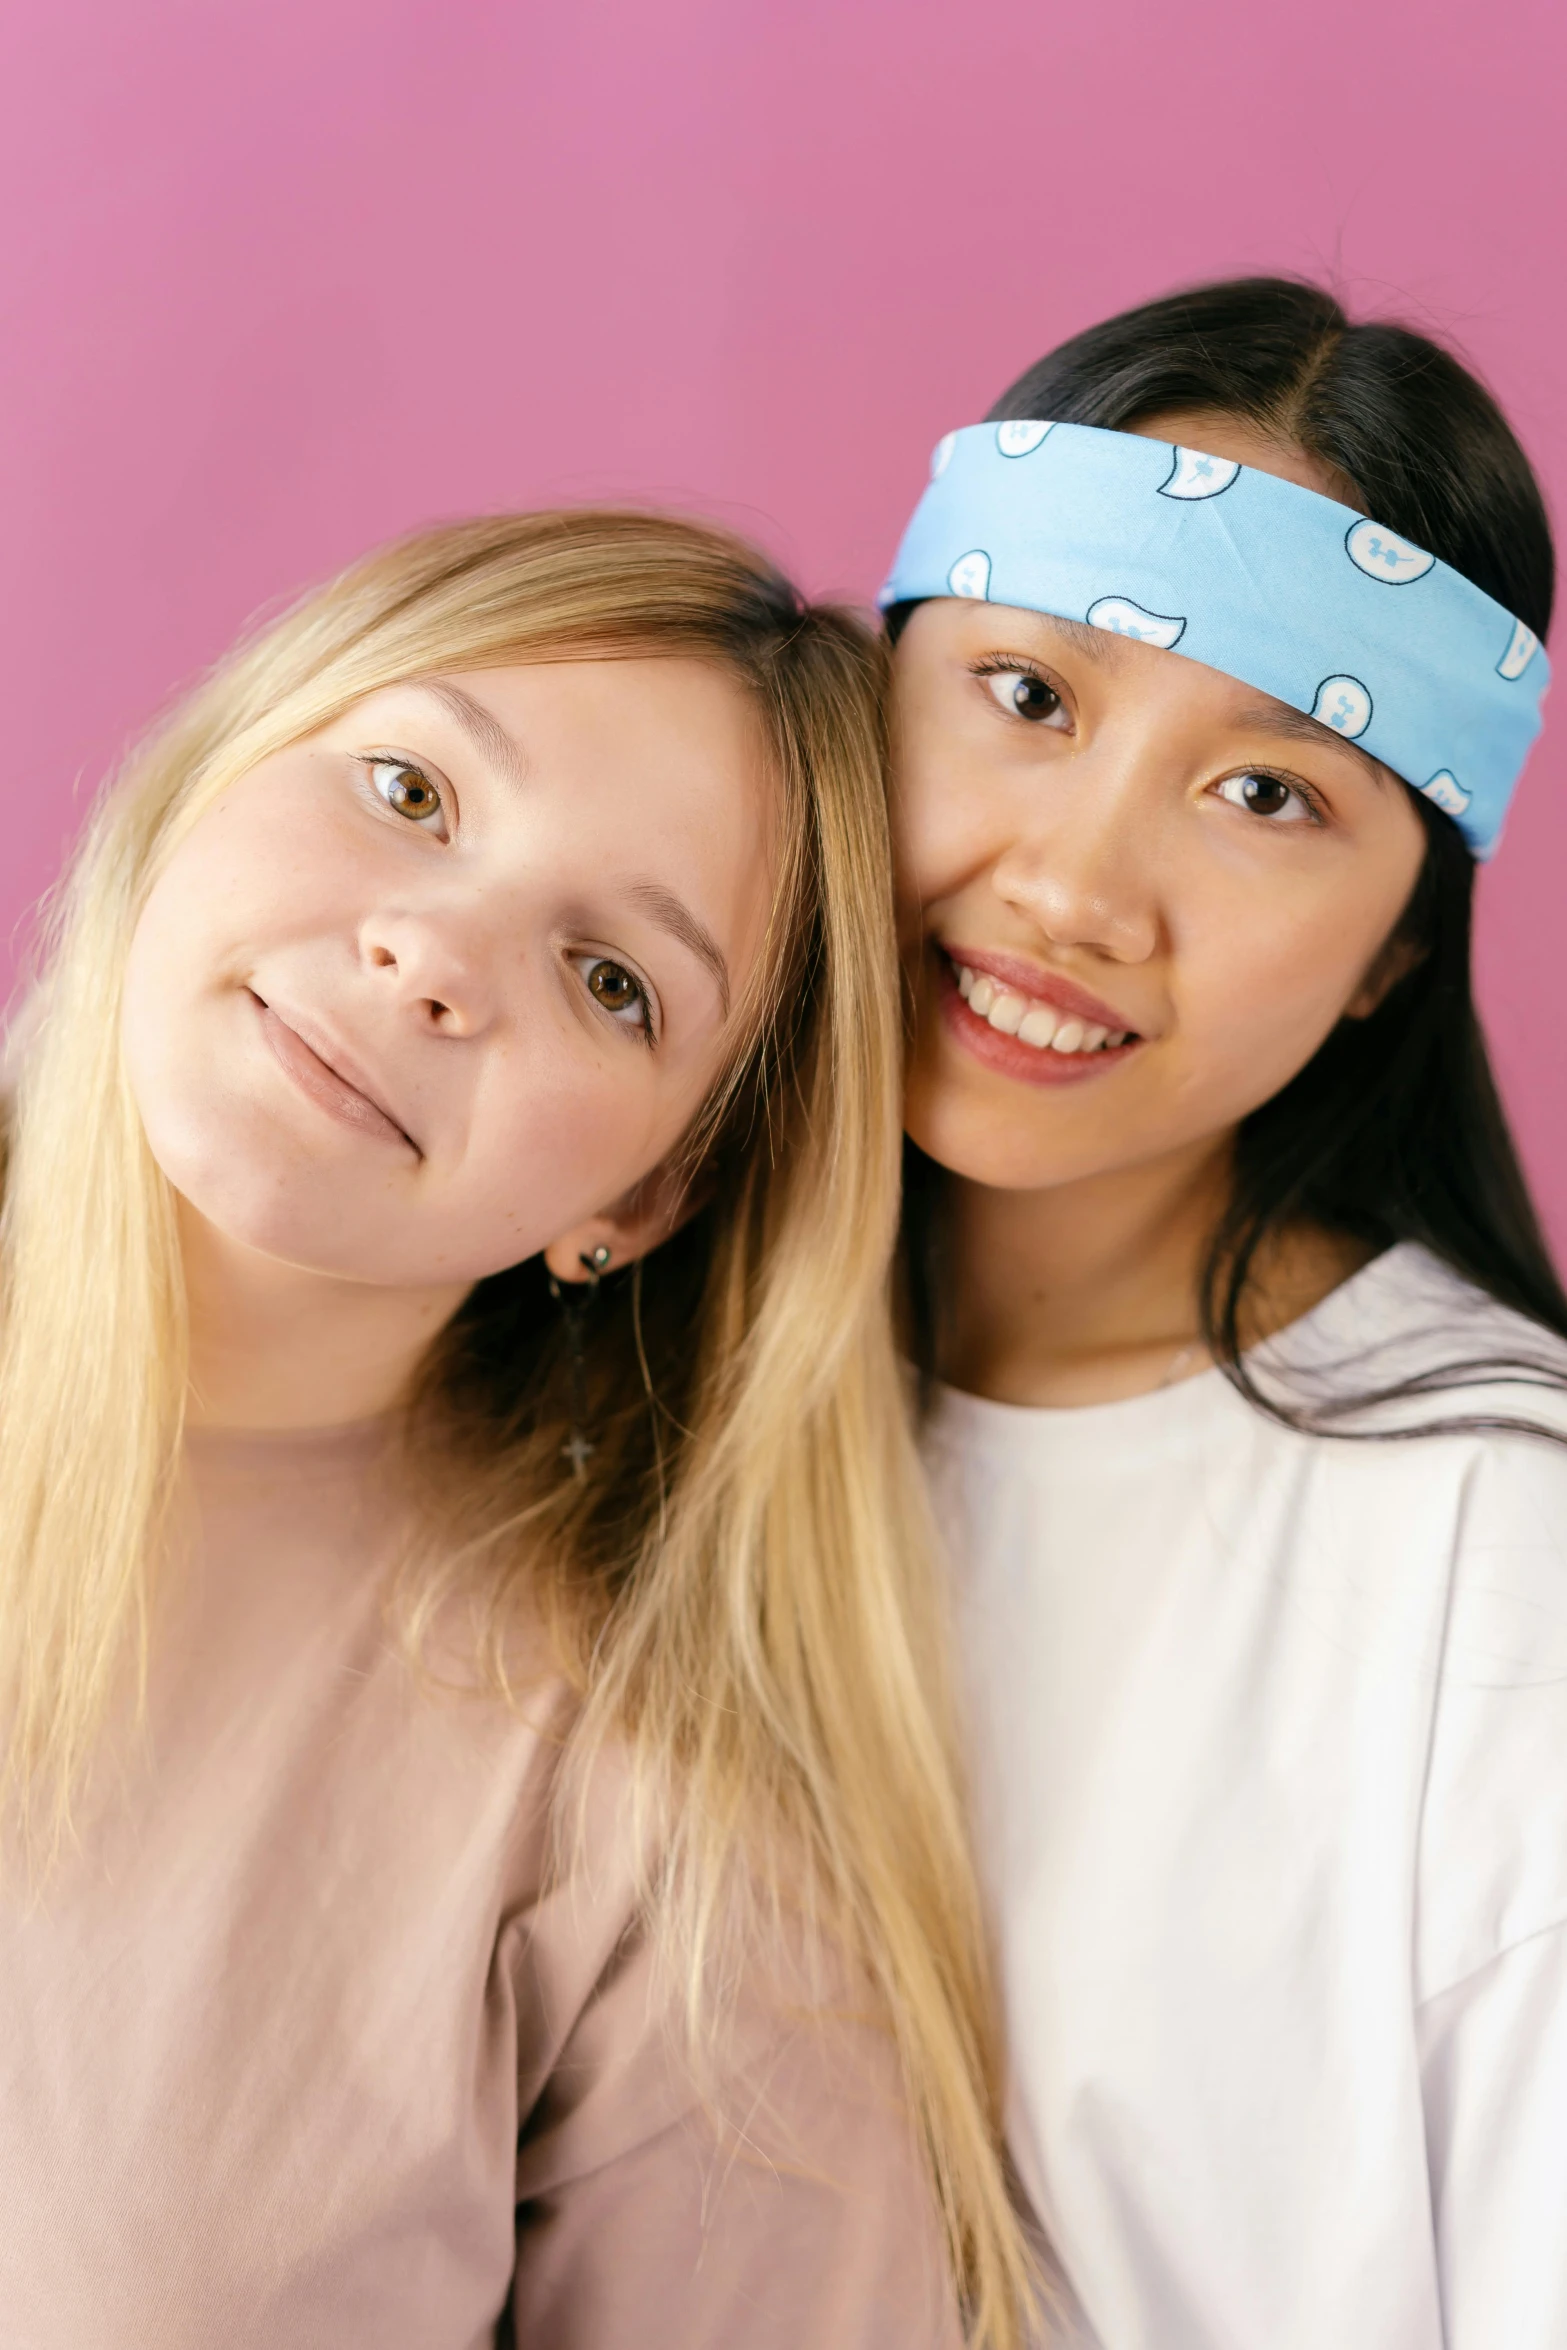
left=418, top=678, right=531, bottom=792
left=1041, top=614, right=1113, bottom=662
left=1227, top=701, right=1390, bottom=786
left=624, top=879, right=731, bottom=1016
left=985, top=621, right=1390, bottom=786
left=983, top=613, right=1111, bottom=666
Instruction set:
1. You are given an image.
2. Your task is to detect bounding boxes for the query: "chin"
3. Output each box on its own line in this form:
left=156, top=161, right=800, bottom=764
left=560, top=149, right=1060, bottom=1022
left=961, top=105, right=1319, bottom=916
left=188, top=1173, right=399, bottom=1282
left=904, top=1078, right=1111, bottom=1194
left=140, top=1119, right=387, bottom=1285
left=180, top=1160, right=539, bottom=1292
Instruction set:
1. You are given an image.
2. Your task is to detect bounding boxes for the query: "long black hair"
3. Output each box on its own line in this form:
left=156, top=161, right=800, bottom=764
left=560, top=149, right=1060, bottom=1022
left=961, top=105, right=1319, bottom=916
left=905, top=275, right=1567, bottom=1438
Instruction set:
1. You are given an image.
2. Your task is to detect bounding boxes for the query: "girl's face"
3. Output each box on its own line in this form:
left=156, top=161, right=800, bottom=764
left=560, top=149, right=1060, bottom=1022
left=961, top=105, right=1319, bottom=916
left=122, top=658, right=775, bottom=1288
left=892, top=414, right=1429, bottom=1194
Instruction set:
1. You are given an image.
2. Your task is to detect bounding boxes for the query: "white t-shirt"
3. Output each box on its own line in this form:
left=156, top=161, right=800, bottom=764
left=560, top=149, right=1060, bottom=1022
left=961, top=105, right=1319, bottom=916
left=926, top=1245, right=1567, bottom=2350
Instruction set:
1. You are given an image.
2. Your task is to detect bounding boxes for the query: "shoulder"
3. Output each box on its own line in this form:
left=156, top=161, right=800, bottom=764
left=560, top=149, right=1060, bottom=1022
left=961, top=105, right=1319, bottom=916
left=1339, top=1259, right=1567, bottom=1998
left=1255, top=1244, right=1567, bottom=1437
left=509, top=1763, right=943, bottom=2218
left=510, top=1862, right=963, bottom=2347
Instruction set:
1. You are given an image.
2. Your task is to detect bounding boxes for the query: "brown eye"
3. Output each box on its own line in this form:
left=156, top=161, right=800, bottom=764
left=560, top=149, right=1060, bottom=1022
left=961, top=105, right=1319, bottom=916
left=982, top=668, right=1067, bottom=726
left=368, top=757, right=447, bottom=831
left=587, top=959, right=647, bottom=1019
left=1215, top=770, right=1312, bottom=823
left=569, top=951, right=655, bottom=1040
left=589, top=960, right=636, bottom=1008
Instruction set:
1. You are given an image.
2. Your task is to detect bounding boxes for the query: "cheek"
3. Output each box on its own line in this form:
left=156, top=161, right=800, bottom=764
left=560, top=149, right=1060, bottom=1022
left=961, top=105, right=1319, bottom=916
left=121, top=857, right=222, bottom=1127
left=1174, top=894, right=1393, bottom=1114
left=123, top=813, right=276, bottom=1063
left=893, top=742, right=988, bottom=908
left=127, top=794, right=331, bottom=1004
left=452, top=1046, right=669, bottom=1251
left=118, top=796, right=372, bottom=1232
left=120, top=898, right=289, bottom=1246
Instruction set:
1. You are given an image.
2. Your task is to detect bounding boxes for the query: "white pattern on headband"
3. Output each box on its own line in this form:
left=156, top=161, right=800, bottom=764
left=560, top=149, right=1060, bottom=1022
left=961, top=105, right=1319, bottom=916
left=996, top=421, right=1055, bottom=458
left=1087, top=595, right=1187, bottom=650
left=1311, top=676, right=1374, bottom=738
left=1160, top=447, right=1241, bottom=500
left=1345, top=519, right=1436, bottom=584
left=947, top=550, right=991, bottom=599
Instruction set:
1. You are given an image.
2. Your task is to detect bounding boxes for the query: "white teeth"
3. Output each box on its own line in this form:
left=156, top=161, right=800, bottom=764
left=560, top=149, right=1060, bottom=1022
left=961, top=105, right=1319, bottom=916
left=953, top=958, right=1133, bottom=1054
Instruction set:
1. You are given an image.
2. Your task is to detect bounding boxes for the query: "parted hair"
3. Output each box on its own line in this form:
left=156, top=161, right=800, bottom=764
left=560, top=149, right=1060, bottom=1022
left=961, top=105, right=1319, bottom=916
left=987, top=279, right=1567, bottom=1426
left=903, top=277, right=1567, bottom=1444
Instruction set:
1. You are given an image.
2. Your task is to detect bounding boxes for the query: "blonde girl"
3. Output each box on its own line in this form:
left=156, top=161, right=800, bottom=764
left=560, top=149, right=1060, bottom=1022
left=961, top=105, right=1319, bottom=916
left=0, top=511, right=1029, bottom=2348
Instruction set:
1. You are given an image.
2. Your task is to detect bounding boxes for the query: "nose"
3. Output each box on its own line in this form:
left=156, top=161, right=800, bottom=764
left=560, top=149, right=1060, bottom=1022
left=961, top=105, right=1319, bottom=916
left=358, top=898, right=498, bottom=1037
left=990, top=760, right=1163, bottom=967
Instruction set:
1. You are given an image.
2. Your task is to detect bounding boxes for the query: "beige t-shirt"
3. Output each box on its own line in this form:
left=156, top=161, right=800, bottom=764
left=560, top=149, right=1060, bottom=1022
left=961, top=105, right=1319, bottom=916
left=0, top=1420, right=960, bottom=2349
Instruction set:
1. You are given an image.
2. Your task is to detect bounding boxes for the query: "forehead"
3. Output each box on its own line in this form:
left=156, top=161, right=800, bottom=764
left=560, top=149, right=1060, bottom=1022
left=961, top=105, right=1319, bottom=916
left=897, top=598, right=1390, bottom=784
left=382, top=654, right=761, bottom=756
left=339, top=659, right=766, bottom=809
left=901, top=594, right=1203, bottom=681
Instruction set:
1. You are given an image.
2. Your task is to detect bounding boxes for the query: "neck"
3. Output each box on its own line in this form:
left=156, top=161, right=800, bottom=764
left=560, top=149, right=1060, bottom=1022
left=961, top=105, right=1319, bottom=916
left=941, top=1135, right=1366, bottom=1406
left=179, top=1202, right=469, bottom=1432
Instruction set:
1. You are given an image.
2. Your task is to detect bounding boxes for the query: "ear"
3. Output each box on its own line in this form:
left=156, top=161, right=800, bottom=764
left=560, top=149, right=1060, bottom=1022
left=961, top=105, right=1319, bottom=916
left=1343, top=929, right=1425, bottom=1021
left=542, top=1159, right=710, bottom=1285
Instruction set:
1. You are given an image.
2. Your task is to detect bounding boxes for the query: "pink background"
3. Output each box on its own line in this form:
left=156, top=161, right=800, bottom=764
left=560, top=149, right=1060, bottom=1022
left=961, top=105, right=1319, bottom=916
left=4, top=0, right=1565, bottom=1245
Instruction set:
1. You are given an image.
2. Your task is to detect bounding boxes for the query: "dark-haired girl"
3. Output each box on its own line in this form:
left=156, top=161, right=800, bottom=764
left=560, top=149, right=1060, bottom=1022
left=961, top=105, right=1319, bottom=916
left=884, top=279, right=1567, bottom=2347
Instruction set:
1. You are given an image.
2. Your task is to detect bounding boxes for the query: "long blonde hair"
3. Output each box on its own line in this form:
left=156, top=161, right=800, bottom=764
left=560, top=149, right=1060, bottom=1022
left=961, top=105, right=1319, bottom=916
left=0, top=511, right=1032, bottom=2342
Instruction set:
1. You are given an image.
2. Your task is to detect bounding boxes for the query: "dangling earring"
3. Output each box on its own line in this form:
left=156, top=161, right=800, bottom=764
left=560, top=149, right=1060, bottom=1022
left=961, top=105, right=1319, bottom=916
left=549, top=1243, right=612, bottom=1477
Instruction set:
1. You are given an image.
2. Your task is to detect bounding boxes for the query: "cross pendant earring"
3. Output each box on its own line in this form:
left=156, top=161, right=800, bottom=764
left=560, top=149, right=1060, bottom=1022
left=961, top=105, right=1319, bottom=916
left=553, top=1243, right=612, bottom=1480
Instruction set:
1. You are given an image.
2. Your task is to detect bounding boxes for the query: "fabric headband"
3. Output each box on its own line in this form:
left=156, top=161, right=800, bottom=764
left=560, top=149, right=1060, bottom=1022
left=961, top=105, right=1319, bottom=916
left=879, top=420, right=1549, bottom=858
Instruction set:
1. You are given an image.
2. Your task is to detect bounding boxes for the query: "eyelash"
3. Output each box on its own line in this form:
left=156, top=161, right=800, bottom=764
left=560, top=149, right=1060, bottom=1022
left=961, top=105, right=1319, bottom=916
left=573, top=954, right=658, bottom=1047
left=970, top=653, right=1066, bottom=705
left=1215, top=766, right=1328, bottom=826
left=360, top=752, right=450, bottom=831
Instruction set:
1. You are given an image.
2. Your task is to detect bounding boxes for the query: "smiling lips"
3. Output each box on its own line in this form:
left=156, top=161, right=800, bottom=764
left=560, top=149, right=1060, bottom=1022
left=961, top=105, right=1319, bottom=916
left=937, top=950, right=1143, bottom=1083
left=253, top=995, right=415, bottom=1151
left=954, top=963, right=1131, bottom=1055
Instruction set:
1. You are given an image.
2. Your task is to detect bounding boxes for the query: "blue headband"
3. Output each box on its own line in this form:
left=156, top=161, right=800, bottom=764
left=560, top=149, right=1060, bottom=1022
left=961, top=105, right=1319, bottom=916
left=879, top=421, right=1549, bottom=858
